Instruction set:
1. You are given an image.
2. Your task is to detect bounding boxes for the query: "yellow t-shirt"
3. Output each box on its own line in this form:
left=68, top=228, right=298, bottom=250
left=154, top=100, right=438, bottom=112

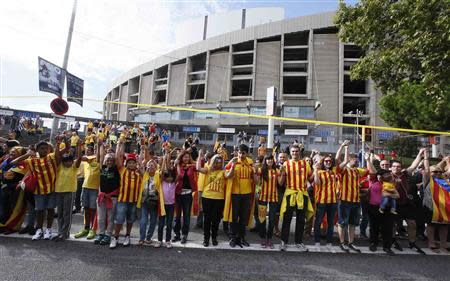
left=231, top=158, right=254, bottom=195
left=382, top=182, right=395, bottom=192
left=70, top=135, right=80, bottom=147
left=202, top=169, right=226, bottom=200
left=197, top=163, right=209, bottom=192
left=55, top=165, right=78, bottom=193
left=87, top=122, right=94, bottom=129
left=77, top=161, right=85, bottom=178
left=97, top=132, right=105, bottom=141
left=85, top=134, right=95, bottom=145
left=82, top=156, right=100, bottom=189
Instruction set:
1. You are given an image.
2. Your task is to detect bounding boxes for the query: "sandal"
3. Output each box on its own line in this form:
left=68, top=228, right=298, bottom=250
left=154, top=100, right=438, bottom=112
left=430, top=246, right=440, bottom=253
left=138, top=240, right=145, bottom=246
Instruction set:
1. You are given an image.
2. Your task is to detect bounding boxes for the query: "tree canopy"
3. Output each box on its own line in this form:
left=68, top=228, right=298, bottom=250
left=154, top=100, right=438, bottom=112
left=335, top=0, right=450, bottom=130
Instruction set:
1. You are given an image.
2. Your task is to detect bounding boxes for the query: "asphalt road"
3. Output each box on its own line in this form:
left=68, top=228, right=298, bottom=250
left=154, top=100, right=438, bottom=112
left=1, top=237, right=449, bottom=281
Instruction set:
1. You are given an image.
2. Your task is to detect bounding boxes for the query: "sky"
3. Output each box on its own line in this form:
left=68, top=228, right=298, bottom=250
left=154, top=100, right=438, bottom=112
left=0, top=0, right=358, bottom=119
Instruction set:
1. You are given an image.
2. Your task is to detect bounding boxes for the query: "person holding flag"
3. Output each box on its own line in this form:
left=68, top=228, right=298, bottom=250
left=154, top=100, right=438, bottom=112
left=423, top=152, right=450, bottom=253
left=224, top=144, right=256, bottom=248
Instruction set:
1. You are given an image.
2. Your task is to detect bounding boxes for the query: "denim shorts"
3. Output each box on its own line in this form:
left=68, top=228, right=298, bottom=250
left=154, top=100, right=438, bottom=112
left=114, top=202, right=137, bottom=225
left=35, top=193, right=57, bottom=211
left=82, top=188, right=98, bottom=209
left=338, top=200, right=361, bottom=227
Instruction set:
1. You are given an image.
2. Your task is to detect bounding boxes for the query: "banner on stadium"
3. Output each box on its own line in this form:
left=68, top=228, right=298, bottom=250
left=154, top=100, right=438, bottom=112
left=38, top=57, right=65, bottom=97
left=66, top=72, right=84, bottom=107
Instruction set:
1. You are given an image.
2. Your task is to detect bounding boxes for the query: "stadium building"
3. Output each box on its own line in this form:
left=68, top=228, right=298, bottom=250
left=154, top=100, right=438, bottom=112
left=103, top=9, right=389, bottom=150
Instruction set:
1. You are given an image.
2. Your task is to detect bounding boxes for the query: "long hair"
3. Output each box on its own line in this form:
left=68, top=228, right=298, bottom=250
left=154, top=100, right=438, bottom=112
left=261, top=155, right=277, bottom=182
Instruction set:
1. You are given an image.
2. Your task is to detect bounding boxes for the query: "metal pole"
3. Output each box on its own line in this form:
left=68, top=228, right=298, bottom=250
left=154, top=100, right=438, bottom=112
left=49, top=0, right=77, bottom=143
left=361, top=125, right=366, bottom=168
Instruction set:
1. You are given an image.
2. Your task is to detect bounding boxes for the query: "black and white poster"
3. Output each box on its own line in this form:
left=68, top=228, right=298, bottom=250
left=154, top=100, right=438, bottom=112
left=66, top=72, right=84, bottom=107
left=38, top=57, right=64, bottom=97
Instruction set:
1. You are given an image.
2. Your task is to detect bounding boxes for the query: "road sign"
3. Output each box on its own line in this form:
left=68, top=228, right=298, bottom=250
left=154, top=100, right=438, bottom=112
left=50, top=98, right=69, bottom=115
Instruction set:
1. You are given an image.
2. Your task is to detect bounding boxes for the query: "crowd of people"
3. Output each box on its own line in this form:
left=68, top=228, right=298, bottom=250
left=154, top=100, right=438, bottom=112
left=0, top=121, right=449, bottom=256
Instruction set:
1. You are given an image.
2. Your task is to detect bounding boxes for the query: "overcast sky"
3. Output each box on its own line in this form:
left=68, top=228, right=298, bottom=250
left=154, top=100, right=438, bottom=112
left=0, top=0, right=357, bottom=119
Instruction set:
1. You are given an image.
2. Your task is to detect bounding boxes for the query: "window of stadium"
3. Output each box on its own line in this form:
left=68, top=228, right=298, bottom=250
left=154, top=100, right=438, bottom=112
left=284, top=31, right=309, bottom=46
left=189, top=84, right=205, bottom=100
left=231, top=79, right=252, bottom=97
left=344, top=45, right=364, bottom=59
left=344, top=75, right=366, bottom=94
left=154, top=90, right=167, bottom=104
left=283, top=76, right=307, bottom=95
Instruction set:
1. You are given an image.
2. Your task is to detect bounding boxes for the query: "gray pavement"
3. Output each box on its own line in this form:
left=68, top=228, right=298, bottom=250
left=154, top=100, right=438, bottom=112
left=1, top=236, right=449, bottom=281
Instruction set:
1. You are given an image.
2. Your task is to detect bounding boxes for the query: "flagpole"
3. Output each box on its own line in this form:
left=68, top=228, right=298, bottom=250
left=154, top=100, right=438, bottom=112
left=49, top=0, right=78, bottom=143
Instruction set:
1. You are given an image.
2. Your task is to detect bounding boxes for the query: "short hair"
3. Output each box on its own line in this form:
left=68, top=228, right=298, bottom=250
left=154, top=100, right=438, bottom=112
left=391, top=160, right=402, bottom=167
left=377, top=169, right=391, bottom=176
left=36, top=141, right=48, bottom=150
left=290, top=145, right=300, bottom=151
left=238, top=144, right=249, bottom=153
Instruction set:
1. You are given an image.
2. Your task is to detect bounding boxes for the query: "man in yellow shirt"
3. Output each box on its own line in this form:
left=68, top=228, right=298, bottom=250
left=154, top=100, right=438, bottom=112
left=74, top=145, right=101, bottom=239
left=224, top=144, right=255, bottom=248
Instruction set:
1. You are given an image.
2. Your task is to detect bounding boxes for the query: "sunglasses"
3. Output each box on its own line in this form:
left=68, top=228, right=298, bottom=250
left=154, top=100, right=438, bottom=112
left=324, top=160, right=332, bottom=163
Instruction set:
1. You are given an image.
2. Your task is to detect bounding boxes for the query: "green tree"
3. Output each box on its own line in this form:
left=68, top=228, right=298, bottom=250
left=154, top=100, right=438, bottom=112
left=379, top=82, right=450, bottom=130
left=385, top=135, right=420, bottom=158
left=335, top=0, right=450, bottom=130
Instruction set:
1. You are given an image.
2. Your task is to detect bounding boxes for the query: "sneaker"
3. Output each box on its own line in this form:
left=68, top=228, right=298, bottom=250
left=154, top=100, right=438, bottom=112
left=241, top=239, right=250, bottom=247
left=94, top=234, right=104, bottom=245
left=369, top=243, right=377, bottom=252
left=74, top=229, right=90, bottom=239
left=172, top=236, right=181, bottom=243
left=166, top=241, right=173, bottom=249
left=229, top=239, right=236, bottom=248
left=379, top=208, right=385, bottom=214
left=409, top=242, right=425, bottom=255
left=100, top=235, right=111, bottom=245
left=212, top=238, right=218, bottom=246
left=32, top=228, right=43, bottom=241
left=203, top=239, right=209, bottom=247
left=267, top=240, right=274, bottom=249
left=123, top=235, right=131, bottom=247
left=43, top=228, right=52, bottom=240
left=383, top=247, right=395, bottom=255
left=390, top=209, right=398, bottom=215
left=261, top=240, right=267, bottom=248
left=295, top=243, right=309, bottom=252
left=280, top=241, right=287, bottom=251
left=153, top=241, right=162, bottom=248
left=392, top=240, right=403, bottom=251
left=181, top=236, right=187, bottom=244
left=87, top=230, right=96, bottom=240
left=348, top=243, right=361, bottom=253
left=144, top=239, right=153, bottom=245
left=52, top=234, right=64, bottom=242
left=109, top=236, right=118, bottom=249
left=339, top=243, right=350, bottom=253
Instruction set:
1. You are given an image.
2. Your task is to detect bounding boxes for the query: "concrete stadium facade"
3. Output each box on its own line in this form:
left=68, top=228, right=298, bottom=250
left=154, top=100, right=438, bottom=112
left=103, top=10, right=389, bottom=150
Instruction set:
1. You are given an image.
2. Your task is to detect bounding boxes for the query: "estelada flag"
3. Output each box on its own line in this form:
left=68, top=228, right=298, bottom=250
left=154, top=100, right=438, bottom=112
left=430, top=177, right=450, bottom=224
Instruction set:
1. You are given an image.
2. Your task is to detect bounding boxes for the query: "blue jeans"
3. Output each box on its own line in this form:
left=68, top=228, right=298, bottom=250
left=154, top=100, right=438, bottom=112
left=380, top=196, right=397, bottom=210
left=314, top=203, right=337, bottom=243
left=158, top=204, right=174, bottom=242
left=174, top=193, right=192, bottom=237
left=140, top=201, right=158, bottom=241
left=114, top=202, right=137, bottom=225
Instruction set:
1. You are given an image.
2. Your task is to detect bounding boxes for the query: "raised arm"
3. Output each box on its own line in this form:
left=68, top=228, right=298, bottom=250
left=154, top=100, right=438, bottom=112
left=115, top=138, right=125, bottom=169
left=336, top=140, right=350, bottom=169
left=313, top=162, right=321, bottom=185
left=366, top=152, right=376, bottom=174
left=55, top=135, right=64, bottom=166
left=98, top=140, right=105, bottom=166
left=75, top=139, right=83, bottom=168
left=196, top=149, right=208, bottom=174
left=224, top=157, right=238, bottom=179
left=406, top=148, right=425, bottom=174
left=423, top=148, right=431, bottom=183
left=278, top=164, right=286, bottom=186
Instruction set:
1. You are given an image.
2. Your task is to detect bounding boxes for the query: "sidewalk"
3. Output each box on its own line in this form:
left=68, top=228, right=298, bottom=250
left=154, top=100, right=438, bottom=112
left=1, top=213, right=446, bottom=256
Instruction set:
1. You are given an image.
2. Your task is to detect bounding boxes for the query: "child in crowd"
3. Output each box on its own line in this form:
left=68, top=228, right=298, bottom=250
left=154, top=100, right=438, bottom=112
left=54, top=136, right=82, bottom=241
left=155, top=153, right=176, bottom=249
left=378, top=169, right=399, bottom=214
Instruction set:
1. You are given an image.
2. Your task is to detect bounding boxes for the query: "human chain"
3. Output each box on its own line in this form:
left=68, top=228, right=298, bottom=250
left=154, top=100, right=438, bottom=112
left=0, top=123, right=449, bottom=255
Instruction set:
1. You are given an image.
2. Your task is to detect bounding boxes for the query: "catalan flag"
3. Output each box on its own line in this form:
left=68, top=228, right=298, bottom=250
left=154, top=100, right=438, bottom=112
left=430, top=177, right=450, bottom=224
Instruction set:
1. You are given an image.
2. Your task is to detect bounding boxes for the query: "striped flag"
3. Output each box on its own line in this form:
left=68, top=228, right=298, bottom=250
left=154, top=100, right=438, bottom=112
left=430, top=177, right=450, bottom=223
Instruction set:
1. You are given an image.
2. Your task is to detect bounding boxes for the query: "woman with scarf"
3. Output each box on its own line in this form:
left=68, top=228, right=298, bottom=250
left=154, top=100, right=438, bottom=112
left=173, top=150, right=198, bottom=244
left=0, top=146, right=27, bottom=234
